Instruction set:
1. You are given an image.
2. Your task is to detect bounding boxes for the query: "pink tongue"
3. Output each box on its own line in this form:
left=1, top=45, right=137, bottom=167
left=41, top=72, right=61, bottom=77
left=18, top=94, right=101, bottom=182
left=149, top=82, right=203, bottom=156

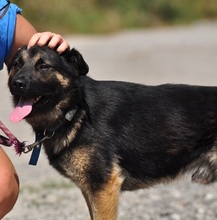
left=10, top=96, right=34, bottom=123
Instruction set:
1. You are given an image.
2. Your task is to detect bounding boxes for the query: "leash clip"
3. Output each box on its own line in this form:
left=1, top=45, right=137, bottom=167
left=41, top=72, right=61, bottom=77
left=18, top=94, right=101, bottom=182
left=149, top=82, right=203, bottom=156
left=25, top=129, right=55, bottom=166
left=22, top=129, right=55, bottom=154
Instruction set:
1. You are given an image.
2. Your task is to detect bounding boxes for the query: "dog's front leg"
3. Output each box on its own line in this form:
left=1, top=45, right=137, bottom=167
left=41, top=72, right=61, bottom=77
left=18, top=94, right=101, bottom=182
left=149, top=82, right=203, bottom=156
left=86, top=165, right=124, bottom=220
left=82, top=190, right=94, bottom=220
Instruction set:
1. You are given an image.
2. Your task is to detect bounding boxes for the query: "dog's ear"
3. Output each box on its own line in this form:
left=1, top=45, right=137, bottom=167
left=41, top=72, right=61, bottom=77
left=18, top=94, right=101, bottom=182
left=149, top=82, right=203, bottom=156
left=64, top=48, right=89, bottom=76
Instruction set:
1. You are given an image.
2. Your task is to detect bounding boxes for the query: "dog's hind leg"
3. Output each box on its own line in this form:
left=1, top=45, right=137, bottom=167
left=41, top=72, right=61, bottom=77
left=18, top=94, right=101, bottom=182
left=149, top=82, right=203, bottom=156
left=192, top=163, right=217, bottom=184
left=192, top=151, right=217, bottom=184
left=86, top=164, right=124, bottom=220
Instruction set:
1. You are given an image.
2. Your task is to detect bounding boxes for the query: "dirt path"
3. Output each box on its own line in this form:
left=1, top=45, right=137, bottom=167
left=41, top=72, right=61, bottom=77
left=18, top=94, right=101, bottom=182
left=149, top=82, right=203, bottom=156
left=1, top=21, right=217, bottom=220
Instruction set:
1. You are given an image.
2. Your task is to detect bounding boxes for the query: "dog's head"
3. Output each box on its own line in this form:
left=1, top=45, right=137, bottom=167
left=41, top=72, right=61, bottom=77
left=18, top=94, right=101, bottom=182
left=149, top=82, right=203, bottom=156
left=8, top=46, right=89, bottom=130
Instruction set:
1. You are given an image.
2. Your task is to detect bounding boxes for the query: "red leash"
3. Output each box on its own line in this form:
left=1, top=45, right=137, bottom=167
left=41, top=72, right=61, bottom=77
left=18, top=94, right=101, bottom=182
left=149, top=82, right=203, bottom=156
left=0, top=120, right=24, bottom=155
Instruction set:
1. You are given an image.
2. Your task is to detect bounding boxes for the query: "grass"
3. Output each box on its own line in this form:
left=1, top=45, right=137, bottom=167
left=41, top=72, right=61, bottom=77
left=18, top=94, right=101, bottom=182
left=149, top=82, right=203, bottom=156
left=13, top=0, right=217, bottom=34
left=20, top=180, right=74, bottom=195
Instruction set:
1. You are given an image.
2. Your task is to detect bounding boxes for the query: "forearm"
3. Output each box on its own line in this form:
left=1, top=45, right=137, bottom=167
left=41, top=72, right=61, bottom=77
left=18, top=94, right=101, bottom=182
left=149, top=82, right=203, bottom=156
left=5, top=14, right=69, bottom=66
left=5, top=14, right=36, bottom=65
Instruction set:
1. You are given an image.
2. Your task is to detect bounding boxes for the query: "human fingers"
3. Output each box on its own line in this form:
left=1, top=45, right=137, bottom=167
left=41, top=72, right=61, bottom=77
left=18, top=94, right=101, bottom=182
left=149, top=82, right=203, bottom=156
left=46, top=34, right=70, bottom=54
left=28, top=32, right=55, bottom=48
left=27, top=32, right=70, bottom=53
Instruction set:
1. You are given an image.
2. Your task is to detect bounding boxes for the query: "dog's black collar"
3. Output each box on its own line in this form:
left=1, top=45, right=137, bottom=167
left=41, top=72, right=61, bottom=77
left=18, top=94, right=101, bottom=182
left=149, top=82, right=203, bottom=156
left=23, top=106, right=78, bottom=165
left=43, top=106, right=78, bottom=136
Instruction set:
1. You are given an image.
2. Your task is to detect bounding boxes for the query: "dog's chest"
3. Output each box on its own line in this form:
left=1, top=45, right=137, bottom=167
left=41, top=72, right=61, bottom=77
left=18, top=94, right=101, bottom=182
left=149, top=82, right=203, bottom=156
left=48, top=145, right=93, bottom=189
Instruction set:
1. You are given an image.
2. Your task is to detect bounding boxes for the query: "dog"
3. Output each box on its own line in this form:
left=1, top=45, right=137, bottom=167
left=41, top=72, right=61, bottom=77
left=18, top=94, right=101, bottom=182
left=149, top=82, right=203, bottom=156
left=8, top=45, right=217, bottom=220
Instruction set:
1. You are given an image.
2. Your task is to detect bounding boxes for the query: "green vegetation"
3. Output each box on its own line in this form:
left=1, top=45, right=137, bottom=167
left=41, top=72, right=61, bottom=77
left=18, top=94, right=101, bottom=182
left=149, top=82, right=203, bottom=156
left=14, top=0, right=217, bottom=34
left=21, top=181, right=74, bottom=193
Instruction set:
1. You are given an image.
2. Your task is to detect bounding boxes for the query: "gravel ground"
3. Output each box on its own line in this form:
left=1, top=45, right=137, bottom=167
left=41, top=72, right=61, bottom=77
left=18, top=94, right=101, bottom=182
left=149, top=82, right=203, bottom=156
left=1, top=21, right=217, bottom=220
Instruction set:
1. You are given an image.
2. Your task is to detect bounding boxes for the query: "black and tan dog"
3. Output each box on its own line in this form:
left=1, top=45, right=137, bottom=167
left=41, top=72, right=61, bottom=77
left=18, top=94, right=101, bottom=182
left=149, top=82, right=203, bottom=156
left=8, top=45, right=217, bottom=219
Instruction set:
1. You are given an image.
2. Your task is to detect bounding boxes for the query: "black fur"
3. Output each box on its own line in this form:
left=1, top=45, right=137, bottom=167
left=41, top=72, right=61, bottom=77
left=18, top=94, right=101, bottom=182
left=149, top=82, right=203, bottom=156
left=8, top=46, right=217, bottom=219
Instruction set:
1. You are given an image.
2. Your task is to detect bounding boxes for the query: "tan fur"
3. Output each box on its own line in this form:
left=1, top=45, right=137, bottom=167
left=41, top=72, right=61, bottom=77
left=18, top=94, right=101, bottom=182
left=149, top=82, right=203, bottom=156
left=27, top=97, right=73, bottom=130
left=55, top=72, right=70, bottom=87
left=62, top=146, right=94, bottom=187
left=21, top=50, right=29, bottom=62
left=64, top=110, right=86, bottom=147
left=32, top=53, right=41, bottom=63
left=44, top=110, right=86, bottom=155
left=26, top=107, right=63, bottom=130
left=83, top=164, right=124, bottom=220
left=209, top=151, right=217, bottom=163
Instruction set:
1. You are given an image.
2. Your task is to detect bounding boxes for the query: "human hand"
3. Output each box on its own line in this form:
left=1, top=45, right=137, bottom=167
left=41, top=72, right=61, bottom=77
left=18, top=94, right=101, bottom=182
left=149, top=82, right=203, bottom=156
left=27, top=32, right=70, bottom=54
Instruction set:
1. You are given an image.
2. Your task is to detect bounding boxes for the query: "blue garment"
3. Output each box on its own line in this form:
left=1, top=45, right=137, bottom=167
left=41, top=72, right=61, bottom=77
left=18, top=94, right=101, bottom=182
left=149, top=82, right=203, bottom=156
left=0, top=0, right=22, bottom=70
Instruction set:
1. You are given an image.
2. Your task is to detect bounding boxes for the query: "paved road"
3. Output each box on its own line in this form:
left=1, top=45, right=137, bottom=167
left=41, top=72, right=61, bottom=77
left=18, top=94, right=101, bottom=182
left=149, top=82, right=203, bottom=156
left=1, top=21, right=217, bottom=219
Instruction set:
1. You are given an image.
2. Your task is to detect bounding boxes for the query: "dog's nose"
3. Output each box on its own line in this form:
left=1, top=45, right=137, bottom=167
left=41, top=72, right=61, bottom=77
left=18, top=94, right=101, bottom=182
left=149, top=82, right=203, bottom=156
left=12, top=78, right=27, bottom=92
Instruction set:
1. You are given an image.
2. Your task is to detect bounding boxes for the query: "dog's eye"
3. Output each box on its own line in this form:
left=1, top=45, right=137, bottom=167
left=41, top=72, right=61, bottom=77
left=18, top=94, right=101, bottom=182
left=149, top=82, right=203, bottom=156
left=38, top=64, right=50, bottom=72
left=13, top=61, right=23, bottom=71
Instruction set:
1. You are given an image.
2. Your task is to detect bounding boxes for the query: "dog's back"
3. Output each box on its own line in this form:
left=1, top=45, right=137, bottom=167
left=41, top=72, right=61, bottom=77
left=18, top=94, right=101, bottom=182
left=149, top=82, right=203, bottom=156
left=79, top=78, right=217, bottom=189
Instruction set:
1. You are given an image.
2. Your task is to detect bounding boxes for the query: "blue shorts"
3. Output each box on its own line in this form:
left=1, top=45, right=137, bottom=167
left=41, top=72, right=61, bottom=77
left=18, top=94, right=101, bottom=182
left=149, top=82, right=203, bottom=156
left=0, top=0, right=22, bottom=70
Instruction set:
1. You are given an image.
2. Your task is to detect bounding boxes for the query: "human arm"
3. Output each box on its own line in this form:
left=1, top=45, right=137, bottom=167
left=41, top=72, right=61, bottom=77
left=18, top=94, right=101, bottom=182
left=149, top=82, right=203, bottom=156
left=5, top=14, right=36, bottom=65
left=5, top=14, right=70, bottom=66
